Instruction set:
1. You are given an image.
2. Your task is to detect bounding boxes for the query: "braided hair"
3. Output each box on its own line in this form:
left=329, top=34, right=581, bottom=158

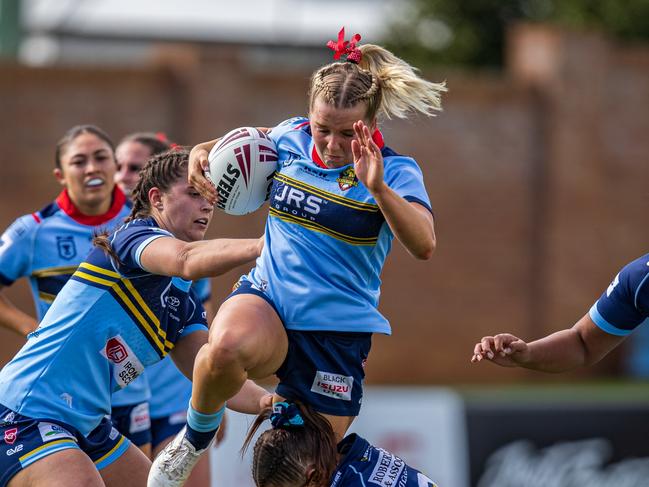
left=309, top=44, right=447, bottom=121
left=93, top=149, right=189, bottom=262
left=242, top=401, right=338, bottom=487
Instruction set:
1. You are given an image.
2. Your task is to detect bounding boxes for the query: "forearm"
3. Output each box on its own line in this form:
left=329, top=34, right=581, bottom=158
left=0, top=292, right=38, bottom=336
left=372, top=184, right=435, bottom=260
left=520, top=329, right=590, bottom=373
left=227, top=380, right=269, bottom=414
left=180, top=238, right=260, bottom=280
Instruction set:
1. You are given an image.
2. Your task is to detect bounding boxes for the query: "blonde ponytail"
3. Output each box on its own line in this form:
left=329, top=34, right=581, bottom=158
left=358, top=44, right=447, bottom=119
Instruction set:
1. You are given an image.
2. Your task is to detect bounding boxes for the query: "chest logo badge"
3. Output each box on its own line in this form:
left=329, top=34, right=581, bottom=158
left=56, top=236, right=77, bottom=260
left=336, top=167, right=358, bottom=191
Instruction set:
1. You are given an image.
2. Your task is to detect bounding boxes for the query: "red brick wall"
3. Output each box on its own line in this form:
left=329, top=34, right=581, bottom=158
left=1, top=24, right=647, bottom=384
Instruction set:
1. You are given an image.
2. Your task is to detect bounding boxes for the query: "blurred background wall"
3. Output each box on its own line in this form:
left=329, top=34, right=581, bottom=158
left=1, top=1, right=649, bottom=388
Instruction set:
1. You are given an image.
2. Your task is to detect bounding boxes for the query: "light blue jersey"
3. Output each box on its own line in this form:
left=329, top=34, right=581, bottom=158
left=0, top=188, right=150, bottom=406
left=243, top=118, right=432, bottom=334
left=146, top=278, right=211, bottom=418
left=0, top=217, right=208, bottom=435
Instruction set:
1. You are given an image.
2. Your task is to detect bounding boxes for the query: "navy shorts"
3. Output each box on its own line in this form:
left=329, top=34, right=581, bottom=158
left=150, top=410, right=187, bottom=449
left=0, top=405, right=130, bottom=487
left=110, top=402, right=151, bottom=447
left=228, top=280, right=372, bottom=416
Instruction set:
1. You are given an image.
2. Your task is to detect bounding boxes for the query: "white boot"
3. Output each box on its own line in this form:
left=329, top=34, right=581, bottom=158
left=147, top=427, right=211, bottom=487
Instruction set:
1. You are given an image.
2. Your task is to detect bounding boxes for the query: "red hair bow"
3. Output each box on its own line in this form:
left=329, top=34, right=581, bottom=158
left=327, top=27, right=362, bottom=64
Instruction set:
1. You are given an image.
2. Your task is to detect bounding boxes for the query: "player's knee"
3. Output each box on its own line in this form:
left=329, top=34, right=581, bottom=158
left=203, top=327, right=251, bottom=371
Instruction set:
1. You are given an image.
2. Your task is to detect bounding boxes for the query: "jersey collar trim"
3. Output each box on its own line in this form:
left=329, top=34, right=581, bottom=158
left=310, top=129, right=385, bottom=169
left=56, top=186, right=127, bottom=226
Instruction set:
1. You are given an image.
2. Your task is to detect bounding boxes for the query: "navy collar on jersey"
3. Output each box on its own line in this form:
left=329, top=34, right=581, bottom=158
left=56, top=186, right=127, bottom=226
left=336, top=433, right=371, bottom=469
left=310, top=128, right=385, bottom=169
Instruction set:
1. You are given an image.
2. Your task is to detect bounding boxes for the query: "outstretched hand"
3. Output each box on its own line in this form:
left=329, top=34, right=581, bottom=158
left=352, top=121, right=385, bottom=195
left=188, top=146, right=218, bottom=205
left=471, top=333, right=531, bottom=367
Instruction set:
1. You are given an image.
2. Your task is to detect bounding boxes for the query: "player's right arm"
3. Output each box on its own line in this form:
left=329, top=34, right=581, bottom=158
left=0, top=216, right=39, bottom=336
left=472, top=256, right=649, bottom=372
left=471, top=313, right=624, bottom=372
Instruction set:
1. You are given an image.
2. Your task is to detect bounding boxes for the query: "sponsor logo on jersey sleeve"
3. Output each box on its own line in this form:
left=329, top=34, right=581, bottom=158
left=100, top=335, right=144, bottom=388
left=368, top=449, right=406, bottom=486
left=606, top=273, right=620, bottom=297
left=37, top=422, right=75, bottom=443
left=311, top=371, right=353, bottom=401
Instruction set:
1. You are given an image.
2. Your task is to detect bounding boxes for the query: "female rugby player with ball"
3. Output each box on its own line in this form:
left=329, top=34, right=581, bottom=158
left=150, top=28, right=445, bottom=487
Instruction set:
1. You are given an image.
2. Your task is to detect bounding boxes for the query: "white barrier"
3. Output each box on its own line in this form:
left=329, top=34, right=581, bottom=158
left=210, top=387, right=469, bottom=487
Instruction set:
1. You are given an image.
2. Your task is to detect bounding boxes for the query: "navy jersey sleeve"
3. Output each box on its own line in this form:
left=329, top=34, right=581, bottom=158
left=0, top=215, right=38, bottom=285
left=109, top=222, right=174, bottom=276
left=180, top=287, right=209, bottom=337
left=589, top=254, right=649, bottom=336
left=382, top=154, right=433, bottom=214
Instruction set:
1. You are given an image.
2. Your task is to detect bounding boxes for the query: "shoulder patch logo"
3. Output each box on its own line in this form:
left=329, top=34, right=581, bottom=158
left=337, top=167, right=358, bottom=191
left=56, top=236, right=77, bottom=260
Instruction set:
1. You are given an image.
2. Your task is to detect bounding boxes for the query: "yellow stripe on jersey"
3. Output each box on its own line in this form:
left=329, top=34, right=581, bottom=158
left=80, top=262, right=120, bottom=279
left=32, top=265, right=79, bottom=278
left=274, top=173, right=379, bottom=212
left=73, top=265, right=173, bottom=355
left=269, top=208, right=378, bottom=246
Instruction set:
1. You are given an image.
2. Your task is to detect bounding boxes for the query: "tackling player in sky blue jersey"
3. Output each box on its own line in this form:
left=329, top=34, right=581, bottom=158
left=0, top=183, right=152, bottom=439
left=0, top=148, right=266, bottom=487
left=472, top=254, right=649, bottom=371
left=243, top=117, right=432, bottom=335
left=0, top=217, right=208, bottom=436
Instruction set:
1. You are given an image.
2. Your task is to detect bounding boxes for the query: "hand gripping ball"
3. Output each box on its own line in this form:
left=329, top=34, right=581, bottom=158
left=208, top=127, right=278, bottom=215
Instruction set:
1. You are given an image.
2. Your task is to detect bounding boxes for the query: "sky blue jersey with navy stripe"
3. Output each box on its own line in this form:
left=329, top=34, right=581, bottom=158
left=0, top=188, right=150, bottom=407
left=589, top=254, right=649, bottom=336
left=244, top=118, right=432, bottom=334
left=330, top=434, right=437, bottom=487
left=0, top=217, right=207, bottom=435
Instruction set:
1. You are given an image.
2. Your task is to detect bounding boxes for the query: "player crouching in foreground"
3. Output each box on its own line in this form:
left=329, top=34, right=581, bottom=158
left=243, top=401, right=438, bottom=487
left=471, top=254, right=649, bottom=371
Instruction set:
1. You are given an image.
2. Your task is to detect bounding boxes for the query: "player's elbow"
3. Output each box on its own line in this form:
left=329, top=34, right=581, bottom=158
left=413, top=236, right=436, bottom=261
left=176, top=245, right=201, bottom=281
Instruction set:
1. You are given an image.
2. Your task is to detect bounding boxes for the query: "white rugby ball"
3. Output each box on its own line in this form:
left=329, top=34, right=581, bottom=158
left=208, top=127, right=278, bottom=215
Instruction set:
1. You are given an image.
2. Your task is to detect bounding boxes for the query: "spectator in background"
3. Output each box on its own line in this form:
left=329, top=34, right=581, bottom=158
left=115, top=131, right=216, bottom=485
left=0, top=124, right=155, bottom=458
